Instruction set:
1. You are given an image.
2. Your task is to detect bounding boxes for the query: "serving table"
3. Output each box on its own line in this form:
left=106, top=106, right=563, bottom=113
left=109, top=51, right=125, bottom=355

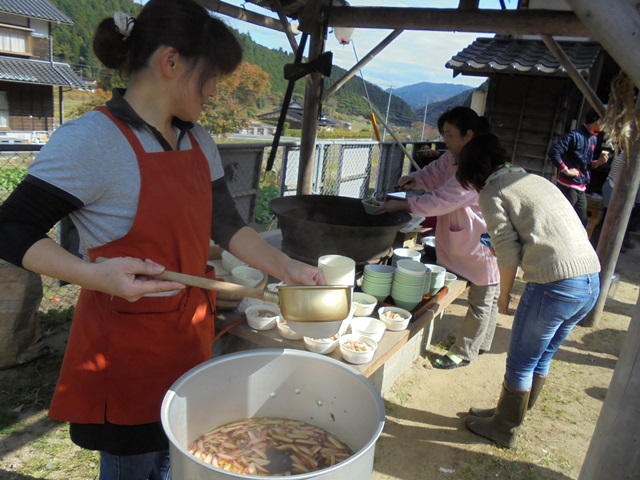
left=215, top=278, right=468, bottom=393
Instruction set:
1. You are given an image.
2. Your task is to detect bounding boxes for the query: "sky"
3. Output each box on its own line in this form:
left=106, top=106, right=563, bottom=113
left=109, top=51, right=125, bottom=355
left=188, top=0, right=517, bottom=91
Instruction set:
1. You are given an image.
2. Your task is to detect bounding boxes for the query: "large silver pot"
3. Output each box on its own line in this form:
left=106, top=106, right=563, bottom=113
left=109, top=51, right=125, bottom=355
left=161, top=349, right=385, bottom=479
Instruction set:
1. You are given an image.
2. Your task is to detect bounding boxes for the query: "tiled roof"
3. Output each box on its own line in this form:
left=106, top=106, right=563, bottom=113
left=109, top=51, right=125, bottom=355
left=0, top=57, right=85, bottom=88
left=446, top=37, right=603, bottom=77
left=0, top=0, right=73, bottom=25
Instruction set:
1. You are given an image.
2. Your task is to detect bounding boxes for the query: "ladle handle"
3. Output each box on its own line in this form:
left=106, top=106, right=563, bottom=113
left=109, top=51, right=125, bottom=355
left=95, top=257, right=273, bottom=302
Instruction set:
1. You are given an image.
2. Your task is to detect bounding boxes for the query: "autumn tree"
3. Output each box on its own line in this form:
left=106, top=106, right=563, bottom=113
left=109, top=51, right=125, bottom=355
left=199, top=61, right=270, bottom=136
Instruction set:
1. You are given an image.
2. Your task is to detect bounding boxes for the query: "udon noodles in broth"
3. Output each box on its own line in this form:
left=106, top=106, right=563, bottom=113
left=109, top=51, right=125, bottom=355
left=189, top=417, right=353, bottom=476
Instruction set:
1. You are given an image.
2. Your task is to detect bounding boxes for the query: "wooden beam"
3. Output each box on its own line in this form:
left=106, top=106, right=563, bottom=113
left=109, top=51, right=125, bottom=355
left=566, top=0, right=640, bottom=89
left=196, top=0, right=285, bottom=32
left=322, top=29, right=403, bottom=103
left=541, top=35, right=606, bottom=118
left=329, top=7, right=589, bottom=36
left=458, top=0, right=479, bottom=10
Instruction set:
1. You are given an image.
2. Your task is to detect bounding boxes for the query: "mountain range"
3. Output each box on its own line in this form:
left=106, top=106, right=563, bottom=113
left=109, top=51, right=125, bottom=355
left=49, top=0, right=476, bottom=128
left=391, top=82, right=475, bottom=109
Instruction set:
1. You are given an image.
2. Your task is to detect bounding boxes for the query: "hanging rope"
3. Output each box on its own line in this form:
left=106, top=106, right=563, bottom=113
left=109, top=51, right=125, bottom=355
left=352, top=41, right=381, bottom=141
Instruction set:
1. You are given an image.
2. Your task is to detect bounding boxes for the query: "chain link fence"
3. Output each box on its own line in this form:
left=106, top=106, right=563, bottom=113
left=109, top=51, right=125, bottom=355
left=1, top=139, right=421, bottom=313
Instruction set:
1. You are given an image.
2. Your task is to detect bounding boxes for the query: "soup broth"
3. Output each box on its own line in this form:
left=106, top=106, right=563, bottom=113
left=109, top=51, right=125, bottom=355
left=189, top=417, right=353, bottom=476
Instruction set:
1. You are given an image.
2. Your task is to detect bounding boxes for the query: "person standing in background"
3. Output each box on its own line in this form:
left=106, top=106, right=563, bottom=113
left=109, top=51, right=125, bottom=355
left=375, top=107, right=500, bottom=370
left=548, top=108, right=609, bottom=225
left=456, top=133, right=600, bottom=449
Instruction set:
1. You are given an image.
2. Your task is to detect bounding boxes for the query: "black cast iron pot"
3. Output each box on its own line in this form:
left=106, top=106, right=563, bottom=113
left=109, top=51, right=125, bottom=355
left=269, top=195, right=412, bottom=266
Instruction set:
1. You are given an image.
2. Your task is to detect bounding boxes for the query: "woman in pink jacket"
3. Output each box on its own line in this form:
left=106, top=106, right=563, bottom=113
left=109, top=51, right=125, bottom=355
left=377, top=107, right=500, bottom=369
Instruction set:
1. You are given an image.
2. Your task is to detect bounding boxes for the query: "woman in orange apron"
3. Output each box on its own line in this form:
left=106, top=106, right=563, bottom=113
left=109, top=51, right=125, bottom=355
left=0, top=1, right=325, bottom=478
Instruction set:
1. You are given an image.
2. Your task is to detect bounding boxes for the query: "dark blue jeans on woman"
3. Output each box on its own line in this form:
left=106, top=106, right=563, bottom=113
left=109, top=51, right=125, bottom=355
left=99, top=450, right=170, bottom=480
left=505, top=273, right=600, bottom=391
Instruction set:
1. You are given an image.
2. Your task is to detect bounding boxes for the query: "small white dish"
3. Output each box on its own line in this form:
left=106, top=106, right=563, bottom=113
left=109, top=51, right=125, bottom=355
left=352, top=292, right=378, bottom=316
left=221, top=250, right=247, bottom=272
left=378, top=306, right=412, bottom=331
left=303, top=335, right=339, bottom=355
left=231, top=266, right=265, bottom=288
left=350, top=316, right=386, bottom=342
left=276, top=317, right=303, bottom=340
left=339, top=334, right=377, bottom=364
left=245, top=304, right=279, bottom=330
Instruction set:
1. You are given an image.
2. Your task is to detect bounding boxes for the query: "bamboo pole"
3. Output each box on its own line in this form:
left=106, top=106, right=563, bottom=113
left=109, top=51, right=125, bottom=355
left=322, top=29, right=403, bottom=103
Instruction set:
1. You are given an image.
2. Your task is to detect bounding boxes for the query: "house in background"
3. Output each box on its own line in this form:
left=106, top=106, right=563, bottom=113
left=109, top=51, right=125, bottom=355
left=446, top=0, right=617, bottom=185
left=0, top=0, right=85, bottom=142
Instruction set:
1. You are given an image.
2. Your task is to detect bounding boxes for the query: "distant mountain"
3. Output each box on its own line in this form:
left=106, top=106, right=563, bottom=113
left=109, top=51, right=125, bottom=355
left=392, top=82, right=475, bottom=109
left=415, top=89, right=474, bottom=127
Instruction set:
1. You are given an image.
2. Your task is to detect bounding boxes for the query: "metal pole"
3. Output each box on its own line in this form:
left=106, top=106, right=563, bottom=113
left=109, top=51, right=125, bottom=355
left=420, top=98, right=429, bottom=142
left=382, top=86, right=393, bottom=142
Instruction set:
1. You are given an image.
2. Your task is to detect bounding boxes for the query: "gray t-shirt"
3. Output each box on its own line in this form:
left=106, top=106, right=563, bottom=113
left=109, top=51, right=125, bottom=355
left=29, top=109, right=224, bottom=256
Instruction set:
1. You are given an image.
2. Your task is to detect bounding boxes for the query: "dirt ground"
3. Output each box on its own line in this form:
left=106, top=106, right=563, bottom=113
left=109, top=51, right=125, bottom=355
left=371, top=236, right=640, bottom=480
left=0, top=237, right=638, bottom=479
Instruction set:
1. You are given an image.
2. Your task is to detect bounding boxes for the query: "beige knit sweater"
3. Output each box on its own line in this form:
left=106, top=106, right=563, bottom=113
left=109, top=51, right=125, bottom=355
left=479, top=167, right=601, bottom=284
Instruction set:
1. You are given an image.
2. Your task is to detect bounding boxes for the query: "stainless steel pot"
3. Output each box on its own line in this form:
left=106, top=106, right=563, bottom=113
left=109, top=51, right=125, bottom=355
left=161, top=349, right=385, bottom=479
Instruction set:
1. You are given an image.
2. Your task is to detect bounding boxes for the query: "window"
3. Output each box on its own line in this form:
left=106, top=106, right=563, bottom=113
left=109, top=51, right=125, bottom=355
left=0, top=25, right=32, bottom=56
left=0, top=92, right=9, bottom=128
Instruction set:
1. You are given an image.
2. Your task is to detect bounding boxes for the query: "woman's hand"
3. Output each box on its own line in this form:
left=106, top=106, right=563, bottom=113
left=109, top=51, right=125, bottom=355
left=280, top=258, right=327, bottom=286
left=396, top=176, right=416, bottom=190
left=498, top=291, right=513, bottom=315
left=564, top=168, right=580, bottom=177
left=93, top=257, right=186, bottom=301
left=374, top=200, right=411, bottom=215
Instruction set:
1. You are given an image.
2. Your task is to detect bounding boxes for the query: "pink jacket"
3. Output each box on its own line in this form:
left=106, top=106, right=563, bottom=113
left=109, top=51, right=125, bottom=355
left=406, top=150, right=499, bottom=286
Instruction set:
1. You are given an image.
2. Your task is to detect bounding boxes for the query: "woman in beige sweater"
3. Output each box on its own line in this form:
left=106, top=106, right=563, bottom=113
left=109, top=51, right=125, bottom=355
left=455, top=133, right=601, bottom=448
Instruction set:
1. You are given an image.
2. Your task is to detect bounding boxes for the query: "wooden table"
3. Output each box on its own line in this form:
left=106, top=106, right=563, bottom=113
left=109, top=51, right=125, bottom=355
left=215, top=278, right=468, bottom=392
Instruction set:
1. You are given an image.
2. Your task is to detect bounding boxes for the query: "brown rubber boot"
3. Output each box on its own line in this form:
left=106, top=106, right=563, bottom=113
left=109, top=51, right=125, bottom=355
left=465, top=382, right=530, bottom=448
left=469, top=375, right=546, bottom=418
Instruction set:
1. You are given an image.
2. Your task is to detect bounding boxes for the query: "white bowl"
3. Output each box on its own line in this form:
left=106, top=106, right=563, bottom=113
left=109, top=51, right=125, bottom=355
left=285, top=305, right=355, bottom=339
left=221, top=250, right=247, bottom=272
left=362, top=198, right=382, bottom=214
left=231, top=266, right=265, bottom=288
left=378, top=306, right=412, bottom=331
left=350, top=316, right=386, bottom=342
left=352, top=292, right=378, bottom=316
left=245, top=304, right=279, bottom=330
left=303, top=335, right=339, bottom=354
left=276, top=317, right=303, bottom=340
left=339, top=334, right=378, bottom=364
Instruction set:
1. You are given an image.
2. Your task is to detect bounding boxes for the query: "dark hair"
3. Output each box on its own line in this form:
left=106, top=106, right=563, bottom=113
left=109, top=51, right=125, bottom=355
left=437, top=107, right=491, bottom=137
left=456, top=134, right=511, bottom=192
left=93, top=0, right=242, bottom=92
left=584, top=108, right=601, bottom=124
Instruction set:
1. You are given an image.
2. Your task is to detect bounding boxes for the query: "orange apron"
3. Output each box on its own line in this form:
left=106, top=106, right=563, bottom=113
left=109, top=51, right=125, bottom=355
left=49, top=107, right=216, bottom=425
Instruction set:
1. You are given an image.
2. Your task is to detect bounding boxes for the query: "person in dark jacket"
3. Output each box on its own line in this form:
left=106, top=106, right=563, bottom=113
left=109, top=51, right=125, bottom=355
left=548, top=108, right=609, bottom=225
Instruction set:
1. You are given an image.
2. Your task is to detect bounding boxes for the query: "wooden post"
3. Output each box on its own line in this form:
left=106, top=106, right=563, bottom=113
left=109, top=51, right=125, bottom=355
left=578, top=297, right=640, bottom=478
left=196, top=0, right=286, bottom=32
left=298, top=18, right=327, bottom=194
left=541, top=35, right=606, bottom=119
left=583, top=118, right=640, bottom=327
left=566, top=0, right=640, bottom=88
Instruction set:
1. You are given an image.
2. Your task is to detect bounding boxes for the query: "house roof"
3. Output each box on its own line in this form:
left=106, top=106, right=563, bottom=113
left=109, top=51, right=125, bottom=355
left=446, top=37, right=603, bottom=77
left=0, top=0, right=73, bottom=25
left=0, top=57, right=85, bottom=88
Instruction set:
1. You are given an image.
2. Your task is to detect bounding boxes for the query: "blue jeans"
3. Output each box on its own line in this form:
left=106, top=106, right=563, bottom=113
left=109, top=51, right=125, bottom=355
left=505, top=274, right=600, bottom=391
left=100, top=450, right=170, bottom=480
